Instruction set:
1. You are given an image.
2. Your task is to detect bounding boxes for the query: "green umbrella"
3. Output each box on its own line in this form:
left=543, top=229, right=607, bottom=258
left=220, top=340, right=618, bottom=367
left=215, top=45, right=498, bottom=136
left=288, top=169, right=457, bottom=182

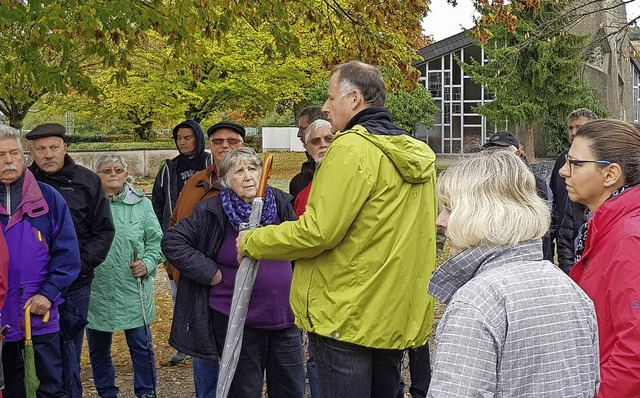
left=24, top=305, right=49, bottom=398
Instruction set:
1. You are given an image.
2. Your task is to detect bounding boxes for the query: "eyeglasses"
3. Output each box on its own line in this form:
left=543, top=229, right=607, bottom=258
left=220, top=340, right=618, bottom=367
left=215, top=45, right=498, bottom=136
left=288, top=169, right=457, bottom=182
left=210, top=138, right=242, bottom=145
left=308, top=135, right=334, bottom=146
left=564, top=154, right=612, bottom=173
left=99, top=167, right=126, bottom=175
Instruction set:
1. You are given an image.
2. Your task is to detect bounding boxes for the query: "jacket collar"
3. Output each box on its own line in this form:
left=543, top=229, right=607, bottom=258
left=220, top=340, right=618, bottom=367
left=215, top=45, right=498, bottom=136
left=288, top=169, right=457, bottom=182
left=428, top=240, right=543, bottom=304
left=30, top=154, right=75, bottom=181
left=584, top=185, right=640, bottom=249
left=1, top=169, right=49, bottom=229
left=342, top=107, right=407, bottom=136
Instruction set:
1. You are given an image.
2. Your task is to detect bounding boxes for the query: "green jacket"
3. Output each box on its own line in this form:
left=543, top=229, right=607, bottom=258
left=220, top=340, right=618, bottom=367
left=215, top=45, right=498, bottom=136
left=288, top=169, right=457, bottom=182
left=87, top=182, right=164, bottom=332
left=242, top=125, right=438, bottom=349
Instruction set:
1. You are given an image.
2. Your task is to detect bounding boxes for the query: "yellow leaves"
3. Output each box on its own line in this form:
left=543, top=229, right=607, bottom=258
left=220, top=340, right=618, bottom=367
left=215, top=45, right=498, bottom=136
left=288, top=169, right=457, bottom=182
left=185, top=16, right=195, bottom=35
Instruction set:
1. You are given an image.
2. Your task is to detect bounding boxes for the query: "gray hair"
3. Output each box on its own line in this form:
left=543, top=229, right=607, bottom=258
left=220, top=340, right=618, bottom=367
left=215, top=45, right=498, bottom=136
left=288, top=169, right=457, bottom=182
left=0, top=125, right=24, bottom=152
left=437, top=150, right=550, bottom=251
left=331, top=61, right=386, bottom=107
left=567, top=108, right=597, bottom=122
left=219, top=147, right=262, bottom=188
left=304, top=119, right=333, bottom=144
left=94, top=153, right=128, bottom=173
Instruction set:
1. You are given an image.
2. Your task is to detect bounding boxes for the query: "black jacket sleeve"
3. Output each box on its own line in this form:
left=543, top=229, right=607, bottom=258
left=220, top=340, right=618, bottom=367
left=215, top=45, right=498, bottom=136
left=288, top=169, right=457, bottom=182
left=82, top=181, right=115, bottom=273
left=151, top=164, right=167, bottom=227
left=161, top=200, right=220, bottom=286
left=549, top=150, right=568, bottom=240
left=557, top=201, right=587, bottom=274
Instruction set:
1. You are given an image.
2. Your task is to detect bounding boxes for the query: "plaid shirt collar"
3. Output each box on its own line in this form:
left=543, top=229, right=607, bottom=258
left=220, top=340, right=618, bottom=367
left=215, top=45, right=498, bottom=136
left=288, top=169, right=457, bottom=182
left=428, top=240, right=543, bottom=304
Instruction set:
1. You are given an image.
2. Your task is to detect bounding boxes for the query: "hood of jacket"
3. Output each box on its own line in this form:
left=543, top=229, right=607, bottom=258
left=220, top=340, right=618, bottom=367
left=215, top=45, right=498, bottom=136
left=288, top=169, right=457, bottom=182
left=172, top=119, right=206, bottom=158
left=334, top=125, right=436, bottom=184
left=111, top=182, right=145, bottom=205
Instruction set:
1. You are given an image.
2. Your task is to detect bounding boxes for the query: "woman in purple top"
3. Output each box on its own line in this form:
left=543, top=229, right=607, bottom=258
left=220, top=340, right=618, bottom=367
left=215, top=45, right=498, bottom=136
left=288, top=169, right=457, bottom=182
left=162, top=147, right=304, bottom=398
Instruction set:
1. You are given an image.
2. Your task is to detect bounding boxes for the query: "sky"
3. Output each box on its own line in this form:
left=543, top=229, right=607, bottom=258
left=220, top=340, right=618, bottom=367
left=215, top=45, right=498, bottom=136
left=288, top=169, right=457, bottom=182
left=422, top=0, right=640, bottom=42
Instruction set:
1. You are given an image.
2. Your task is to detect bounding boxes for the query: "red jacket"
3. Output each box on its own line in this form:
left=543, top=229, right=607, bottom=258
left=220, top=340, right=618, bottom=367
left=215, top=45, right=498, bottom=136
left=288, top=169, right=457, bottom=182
left=570, top=186, right=640, bottom=397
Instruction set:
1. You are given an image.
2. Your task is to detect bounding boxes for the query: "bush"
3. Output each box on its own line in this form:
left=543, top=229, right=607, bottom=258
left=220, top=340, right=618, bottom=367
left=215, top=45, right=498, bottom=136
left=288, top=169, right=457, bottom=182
left=244, top=134, right=262, bottom=152
left=69, top=141, right=176, bottom=151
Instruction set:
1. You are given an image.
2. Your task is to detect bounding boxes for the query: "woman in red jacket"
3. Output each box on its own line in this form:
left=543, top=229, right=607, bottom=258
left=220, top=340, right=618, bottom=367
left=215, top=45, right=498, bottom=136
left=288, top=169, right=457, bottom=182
left=559, top=119, right=640, bottom=397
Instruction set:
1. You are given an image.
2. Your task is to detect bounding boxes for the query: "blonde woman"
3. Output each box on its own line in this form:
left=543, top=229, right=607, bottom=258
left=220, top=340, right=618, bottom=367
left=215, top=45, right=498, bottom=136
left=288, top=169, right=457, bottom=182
left=427, top=150, right=599, bottom=397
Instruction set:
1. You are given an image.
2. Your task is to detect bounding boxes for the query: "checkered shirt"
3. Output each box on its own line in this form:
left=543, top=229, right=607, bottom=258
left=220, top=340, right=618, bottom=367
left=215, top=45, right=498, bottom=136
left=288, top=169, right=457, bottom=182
left=427, top=241, right=600, bottom=397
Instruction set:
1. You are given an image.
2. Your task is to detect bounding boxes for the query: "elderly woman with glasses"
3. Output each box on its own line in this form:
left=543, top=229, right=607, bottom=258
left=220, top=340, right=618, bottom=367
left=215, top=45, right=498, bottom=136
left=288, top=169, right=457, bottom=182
left=558, top=119, right=640, bottom=397
left=86, top=154, right=164, bottom=398
left=427, top=150, right=599, bottom=397
left=162, top=147, right=304, bottom=398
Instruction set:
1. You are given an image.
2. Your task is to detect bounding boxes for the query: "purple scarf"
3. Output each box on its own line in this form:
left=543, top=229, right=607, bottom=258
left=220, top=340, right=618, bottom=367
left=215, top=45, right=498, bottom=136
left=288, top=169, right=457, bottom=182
left=220, top=186, right=277, bottom=231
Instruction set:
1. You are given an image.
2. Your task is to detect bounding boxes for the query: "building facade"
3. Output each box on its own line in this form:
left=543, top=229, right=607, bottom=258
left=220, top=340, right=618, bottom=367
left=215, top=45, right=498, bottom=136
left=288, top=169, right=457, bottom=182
left=416, top=0, right=640, bottom=154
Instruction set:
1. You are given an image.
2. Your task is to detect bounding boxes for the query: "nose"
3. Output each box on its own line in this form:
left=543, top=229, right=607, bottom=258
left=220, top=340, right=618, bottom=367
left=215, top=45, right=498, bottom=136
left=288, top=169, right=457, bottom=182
left=321, top=100, right=329, bottom=115
left=435, top=210, right=449, bottom=229
left=559, top=161, right=570, bottom=178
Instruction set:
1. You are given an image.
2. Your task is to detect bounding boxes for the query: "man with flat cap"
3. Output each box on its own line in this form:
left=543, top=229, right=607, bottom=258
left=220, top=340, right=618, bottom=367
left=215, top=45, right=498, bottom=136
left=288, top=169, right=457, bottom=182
left=26, top=123, right=115, bottom=398
left=162, top=121, right=244, bottom=398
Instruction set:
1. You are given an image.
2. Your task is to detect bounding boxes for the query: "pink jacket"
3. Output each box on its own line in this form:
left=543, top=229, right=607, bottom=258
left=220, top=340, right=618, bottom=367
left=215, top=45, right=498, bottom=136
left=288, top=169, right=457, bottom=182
left=570, top=186, right=640, bottom=397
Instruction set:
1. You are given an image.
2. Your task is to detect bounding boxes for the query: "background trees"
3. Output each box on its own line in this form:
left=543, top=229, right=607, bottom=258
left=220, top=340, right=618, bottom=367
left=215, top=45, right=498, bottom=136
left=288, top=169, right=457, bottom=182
left=460, top=0, right=607, bottom=160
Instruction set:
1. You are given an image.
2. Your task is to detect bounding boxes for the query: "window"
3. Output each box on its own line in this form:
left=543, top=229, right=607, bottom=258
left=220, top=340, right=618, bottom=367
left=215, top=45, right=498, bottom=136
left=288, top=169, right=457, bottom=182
left=428, top=72, right=442, bottom=98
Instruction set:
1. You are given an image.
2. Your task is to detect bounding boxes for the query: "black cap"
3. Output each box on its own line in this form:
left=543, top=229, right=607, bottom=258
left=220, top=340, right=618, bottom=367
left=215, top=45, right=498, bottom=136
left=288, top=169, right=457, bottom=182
left=25, top=123, right=66, bottom=140
left=206, top=121, right=246, bottom=139
left=483, top=132, right=519, bottom=148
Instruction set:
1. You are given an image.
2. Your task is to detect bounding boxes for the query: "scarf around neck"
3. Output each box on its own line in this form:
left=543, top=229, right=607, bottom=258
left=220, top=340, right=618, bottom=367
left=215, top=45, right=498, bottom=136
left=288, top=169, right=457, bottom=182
left=220, top=186, right=277, bottom=231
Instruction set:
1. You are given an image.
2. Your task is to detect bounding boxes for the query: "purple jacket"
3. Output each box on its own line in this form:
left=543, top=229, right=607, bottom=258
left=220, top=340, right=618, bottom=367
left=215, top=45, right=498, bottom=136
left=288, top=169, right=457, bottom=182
left=0, top=169, right=81, bottom=342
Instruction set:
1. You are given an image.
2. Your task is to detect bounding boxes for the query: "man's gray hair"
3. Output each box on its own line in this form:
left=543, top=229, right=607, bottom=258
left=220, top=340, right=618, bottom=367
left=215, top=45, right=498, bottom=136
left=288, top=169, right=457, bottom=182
left=95, top=153, right=128, bottom=173
left=219, top=147, right=262, bottom=188
left=0, top=125, right=24, bottom=152
left=304, top=119, right=333, bottom=144
left=331, top=61, right=386, bottom=107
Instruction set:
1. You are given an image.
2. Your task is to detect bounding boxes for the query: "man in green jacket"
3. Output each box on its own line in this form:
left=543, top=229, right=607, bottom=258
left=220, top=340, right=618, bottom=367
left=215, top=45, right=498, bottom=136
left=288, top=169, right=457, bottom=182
left=238, top=61, right=438, bottom=397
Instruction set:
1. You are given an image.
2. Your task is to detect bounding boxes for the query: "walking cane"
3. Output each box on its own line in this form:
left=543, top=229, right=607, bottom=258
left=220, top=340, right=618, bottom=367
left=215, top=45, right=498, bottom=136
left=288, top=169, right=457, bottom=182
left=133, top=250, right=158, bottom=397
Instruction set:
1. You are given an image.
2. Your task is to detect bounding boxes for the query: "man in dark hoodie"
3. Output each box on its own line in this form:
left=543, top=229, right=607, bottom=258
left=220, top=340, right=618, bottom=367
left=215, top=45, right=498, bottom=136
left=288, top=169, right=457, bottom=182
left=151, top=119, right=211, bottom=365
left=27, top=123, right=115, bottom=398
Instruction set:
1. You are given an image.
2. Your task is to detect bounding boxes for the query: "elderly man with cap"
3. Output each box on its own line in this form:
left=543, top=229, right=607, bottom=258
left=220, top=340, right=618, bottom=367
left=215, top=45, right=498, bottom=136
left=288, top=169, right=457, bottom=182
left=482, top=132, right=553, bottom=260
left=162, top=121, right=244, bottom=398
left=0, top=124, right=81, bottom=398
left=26, top=123, right=115, bottom=397
left=151, top=119, right=211, bottom=367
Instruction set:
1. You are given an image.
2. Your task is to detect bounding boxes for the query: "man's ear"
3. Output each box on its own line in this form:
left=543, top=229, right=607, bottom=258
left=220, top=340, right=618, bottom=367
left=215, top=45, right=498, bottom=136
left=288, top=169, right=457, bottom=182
left=351, top=90, right=364, bottom=111
left=602, top=163, right=624, bottom=188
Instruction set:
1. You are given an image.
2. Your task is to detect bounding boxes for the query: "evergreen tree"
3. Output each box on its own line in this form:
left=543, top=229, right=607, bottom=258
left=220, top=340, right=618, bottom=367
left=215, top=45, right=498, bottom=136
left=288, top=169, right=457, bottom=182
left=460, top=0, right=605, bottom=160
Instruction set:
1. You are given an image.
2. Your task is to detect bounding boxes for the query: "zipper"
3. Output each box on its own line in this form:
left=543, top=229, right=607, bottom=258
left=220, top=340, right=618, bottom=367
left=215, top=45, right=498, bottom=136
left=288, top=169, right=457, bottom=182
left=306, top=267, right=314, bottom=328
left=6, top=184, right=10, bottom=219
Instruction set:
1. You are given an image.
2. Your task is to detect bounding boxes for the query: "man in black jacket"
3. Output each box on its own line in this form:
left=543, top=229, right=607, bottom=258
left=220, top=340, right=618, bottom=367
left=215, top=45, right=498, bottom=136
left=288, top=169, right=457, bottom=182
left=27, top=123, right=115, bottom=398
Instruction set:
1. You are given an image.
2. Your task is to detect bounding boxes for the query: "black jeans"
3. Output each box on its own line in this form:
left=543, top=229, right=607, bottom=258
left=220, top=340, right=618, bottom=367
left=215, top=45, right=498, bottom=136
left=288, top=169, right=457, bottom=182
left=212, top=310, right=304, bottom=398
left=308, top=332, right=404, bottom=398
left=397, top=343, right=431, bottom=398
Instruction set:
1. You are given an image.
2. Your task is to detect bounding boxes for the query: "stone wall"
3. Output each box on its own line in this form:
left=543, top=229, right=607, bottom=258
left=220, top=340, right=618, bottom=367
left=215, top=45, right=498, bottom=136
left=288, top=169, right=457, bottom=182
left=66, top=149, right=181, bottom=178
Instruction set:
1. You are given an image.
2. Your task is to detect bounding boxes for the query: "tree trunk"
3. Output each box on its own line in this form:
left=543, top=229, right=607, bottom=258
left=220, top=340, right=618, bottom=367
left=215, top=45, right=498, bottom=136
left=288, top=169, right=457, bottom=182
left=0, top=98, right=38, bottom=131
left=523, top=125, right=536, bottom=163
